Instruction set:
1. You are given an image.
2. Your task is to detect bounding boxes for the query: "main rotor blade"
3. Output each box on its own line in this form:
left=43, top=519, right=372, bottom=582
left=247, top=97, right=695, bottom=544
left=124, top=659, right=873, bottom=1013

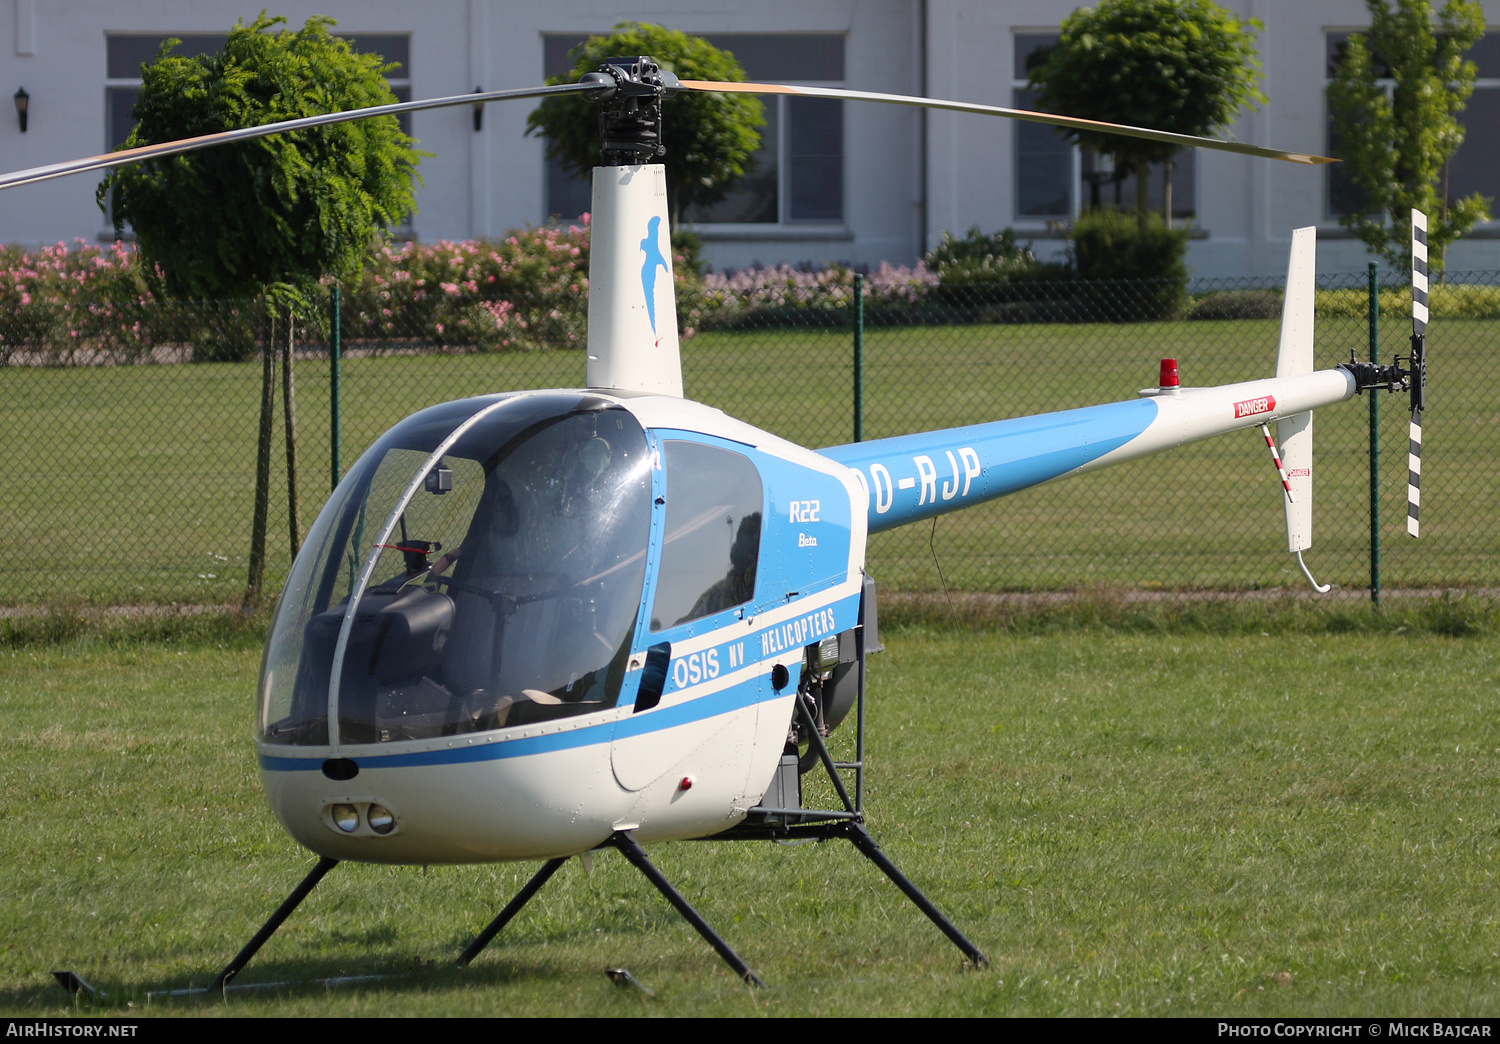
left=0, top=82, right=600, bottom=192
left=681, top=80, right=1336, bottom=166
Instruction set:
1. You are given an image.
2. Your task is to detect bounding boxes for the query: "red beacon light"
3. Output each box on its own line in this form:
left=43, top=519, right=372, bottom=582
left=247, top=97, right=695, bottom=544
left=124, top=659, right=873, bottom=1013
left=1158, top=358, right=1180, bottom=389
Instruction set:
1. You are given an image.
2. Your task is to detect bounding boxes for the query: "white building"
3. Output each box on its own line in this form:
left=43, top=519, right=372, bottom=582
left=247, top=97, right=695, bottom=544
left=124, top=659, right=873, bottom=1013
left=2, top=0, right=1498, bottom=277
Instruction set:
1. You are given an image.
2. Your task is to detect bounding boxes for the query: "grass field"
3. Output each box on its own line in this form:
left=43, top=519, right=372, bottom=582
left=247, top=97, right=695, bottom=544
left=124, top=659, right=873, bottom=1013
left=2, top=602, right=1497, bottom=1017
left=1, top=312, right=1494, bottom=605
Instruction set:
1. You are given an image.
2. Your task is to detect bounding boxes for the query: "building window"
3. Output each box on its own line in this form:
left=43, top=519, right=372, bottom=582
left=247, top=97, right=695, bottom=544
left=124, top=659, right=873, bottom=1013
left=1012, top=33, right=1195, bottom=223
left=1326, top=30, right=1500, bottom=221
left=107, top=35, right=226, bottom=152
left=543, top=33, right=845, bottom=226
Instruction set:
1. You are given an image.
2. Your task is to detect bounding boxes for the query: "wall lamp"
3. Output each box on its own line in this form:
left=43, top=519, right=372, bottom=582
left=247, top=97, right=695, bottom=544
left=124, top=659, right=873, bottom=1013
left=472, top=87, right=483, bottom=132
left=14, top=87, right=28, bottom=133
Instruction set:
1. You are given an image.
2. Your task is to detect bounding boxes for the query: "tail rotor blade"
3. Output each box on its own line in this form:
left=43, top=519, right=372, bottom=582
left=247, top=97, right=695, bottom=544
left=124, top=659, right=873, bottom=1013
left=1407, top=209, right=1428, bottom=539
left=1411, top=210, right=1429, bottom=340
left=1408, top=408, right=1422, bottom=538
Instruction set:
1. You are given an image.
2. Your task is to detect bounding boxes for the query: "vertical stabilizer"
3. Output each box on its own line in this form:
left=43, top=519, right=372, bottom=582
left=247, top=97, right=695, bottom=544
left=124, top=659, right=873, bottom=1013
left=585, top=164, right=684, bottom=397
left=1277, top=411, right=1313, bottom=552
left=1275, top=227, right=1316, bottom=553
left=1275, top=227, right=1316, bottom=379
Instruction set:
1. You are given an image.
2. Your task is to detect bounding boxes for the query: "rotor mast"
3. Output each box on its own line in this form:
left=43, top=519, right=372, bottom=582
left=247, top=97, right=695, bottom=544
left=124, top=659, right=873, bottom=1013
left=581, top=58, right=684, bottom=398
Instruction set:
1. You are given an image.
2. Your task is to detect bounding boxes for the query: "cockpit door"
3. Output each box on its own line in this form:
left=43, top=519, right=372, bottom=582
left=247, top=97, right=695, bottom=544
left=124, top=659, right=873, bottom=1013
left=610, top=435, right=767, bottom=793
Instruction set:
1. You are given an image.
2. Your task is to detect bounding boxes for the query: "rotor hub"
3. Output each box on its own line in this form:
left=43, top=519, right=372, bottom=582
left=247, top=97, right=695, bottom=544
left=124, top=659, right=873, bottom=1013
left=580, top=57, right=682, bottom=166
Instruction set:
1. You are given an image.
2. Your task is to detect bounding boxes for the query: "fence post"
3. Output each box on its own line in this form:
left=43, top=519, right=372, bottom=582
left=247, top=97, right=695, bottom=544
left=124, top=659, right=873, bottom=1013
left=1368, top=262, right=1380, bottom=606
left=330, top=285, right=341, bottom=492
left=853, top=272, right=864, bottom=443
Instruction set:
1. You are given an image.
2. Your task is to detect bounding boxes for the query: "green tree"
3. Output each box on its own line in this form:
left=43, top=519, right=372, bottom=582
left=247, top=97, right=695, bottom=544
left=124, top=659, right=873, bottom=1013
left=526, top=23, right=764, bottom=228
left=99, top=14, right=422, bottom=605
left=1028, top=0, right=1266, bottom=230
left=1327, top=0, right=1488, bottom=274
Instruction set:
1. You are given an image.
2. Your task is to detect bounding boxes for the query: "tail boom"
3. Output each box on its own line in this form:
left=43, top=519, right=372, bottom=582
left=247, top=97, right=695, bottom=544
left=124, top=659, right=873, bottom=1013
left=821, top=368, right=1356, bottom=534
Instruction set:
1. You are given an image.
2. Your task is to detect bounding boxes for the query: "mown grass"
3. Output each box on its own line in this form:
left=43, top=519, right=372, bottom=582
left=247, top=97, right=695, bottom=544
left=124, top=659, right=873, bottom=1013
left=3, top=311, right=1494, bottom=605
left=1, top=600, right=1497, bottom=1016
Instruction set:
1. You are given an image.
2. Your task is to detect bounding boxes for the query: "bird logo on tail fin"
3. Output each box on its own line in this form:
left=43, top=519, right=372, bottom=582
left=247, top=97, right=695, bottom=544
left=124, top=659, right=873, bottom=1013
left=639, top=215, right=669, bottom=344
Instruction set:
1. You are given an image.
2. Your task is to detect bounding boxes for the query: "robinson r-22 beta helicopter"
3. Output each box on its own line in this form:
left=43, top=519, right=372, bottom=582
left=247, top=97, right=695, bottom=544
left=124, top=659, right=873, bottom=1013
left=4, top=54, right=1430, bottom=992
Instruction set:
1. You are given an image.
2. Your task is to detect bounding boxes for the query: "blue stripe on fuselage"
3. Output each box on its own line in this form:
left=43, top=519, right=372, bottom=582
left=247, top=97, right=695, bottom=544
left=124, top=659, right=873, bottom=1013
left=259, top=676, right=764, bottom=772
left=819, top=397, right=1159, bottom=532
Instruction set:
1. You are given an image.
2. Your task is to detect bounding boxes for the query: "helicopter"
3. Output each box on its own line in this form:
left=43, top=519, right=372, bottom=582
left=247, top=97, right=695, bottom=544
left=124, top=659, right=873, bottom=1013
left=5, top=55, right=1429, bottom=993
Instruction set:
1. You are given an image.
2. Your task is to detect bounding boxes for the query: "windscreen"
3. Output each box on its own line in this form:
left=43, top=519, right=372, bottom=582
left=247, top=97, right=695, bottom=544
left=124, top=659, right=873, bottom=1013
left=259, top=394, right=652, bottom=746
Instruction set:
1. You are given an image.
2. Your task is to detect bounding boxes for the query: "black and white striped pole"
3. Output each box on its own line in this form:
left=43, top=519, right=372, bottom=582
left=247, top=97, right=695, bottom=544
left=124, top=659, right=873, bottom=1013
left=1408, top=210, right=1427, bottom=539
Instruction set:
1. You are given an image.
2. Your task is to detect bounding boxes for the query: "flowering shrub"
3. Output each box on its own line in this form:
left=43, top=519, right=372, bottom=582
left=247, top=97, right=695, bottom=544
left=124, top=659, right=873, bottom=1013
left=0, top=240, right=173, bottom=363
left=0, top=239, right=154, bottom=309
left=344, top=221, right=591, bottom=351
left=15, top=221, right=1392, bottom=363
left=0, top=240, right=270, bottom=363
left=689, top=262, right=938, bottom=330
left=342, top=216, right=702, bottom=352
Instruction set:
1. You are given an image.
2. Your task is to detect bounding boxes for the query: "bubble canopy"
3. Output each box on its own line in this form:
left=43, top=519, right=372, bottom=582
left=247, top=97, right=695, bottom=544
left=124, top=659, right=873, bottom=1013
left=258, top=393, right=653, bottom=748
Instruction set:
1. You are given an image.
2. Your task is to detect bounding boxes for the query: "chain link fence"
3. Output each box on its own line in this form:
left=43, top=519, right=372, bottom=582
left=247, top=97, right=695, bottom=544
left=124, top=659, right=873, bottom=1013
left=2, top=272, right=1494, bottom=607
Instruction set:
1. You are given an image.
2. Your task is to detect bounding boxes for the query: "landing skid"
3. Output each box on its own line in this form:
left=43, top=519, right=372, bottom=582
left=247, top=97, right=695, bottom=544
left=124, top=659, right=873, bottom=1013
left=211, top=855, right=339, bottom=990
left=458, top=831, right=764, bottom=986
left=714, top=687, right=989, bottom=970
left=457, top=680, right=987, bottom=985
left=143, top=621, right=983, bottom=993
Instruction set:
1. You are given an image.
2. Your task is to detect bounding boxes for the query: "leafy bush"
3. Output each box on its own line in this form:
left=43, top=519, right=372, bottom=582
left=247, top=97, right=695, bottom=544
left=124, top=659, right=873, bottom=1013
left=527, top=23, right=764, bottom=226
left=1189, top=288, right=1283, bottom=320
left=923, top=227, right=1047, bottom=284
left=1313, top=281, right=1500, bottom=320
left=907, top=226, right=1073, bottom=323
left=1068, top=209, right=1189, bottom=320
left=917, top=221, right=1196, bottom=324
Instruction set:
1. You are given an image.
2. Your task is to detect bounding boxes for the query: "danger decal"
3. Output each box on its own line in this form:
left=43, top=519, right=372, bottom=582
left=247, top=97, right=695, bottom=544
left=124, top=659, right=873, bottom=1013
left=1233, top=395, right=1276, bottom=419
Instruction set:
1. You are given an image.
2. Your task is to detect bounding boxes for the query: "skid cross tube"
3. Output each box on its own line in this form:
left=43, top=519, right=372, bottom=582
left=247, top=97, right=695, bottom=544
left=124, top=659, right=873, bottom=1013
left=456, top=857, right=568, bottom=967
left=210, top=856, right=339, bottom=990
left=607, top=831, right=764, bottom=987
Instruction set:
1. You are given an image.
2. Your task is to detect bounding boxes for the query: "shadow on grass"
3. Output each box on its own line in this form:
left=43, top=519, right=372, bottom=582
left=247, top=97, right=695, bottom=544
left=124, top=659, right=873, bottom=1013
left=13, top=951, right=585, bottom=1015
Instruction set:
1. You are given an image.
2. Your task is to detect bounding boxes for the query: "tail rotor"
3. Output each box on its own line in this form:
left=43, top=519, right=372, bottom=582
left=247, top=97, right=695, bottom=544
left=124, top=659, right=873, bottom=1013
left=1340, top=208, right=1430, bottom=542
